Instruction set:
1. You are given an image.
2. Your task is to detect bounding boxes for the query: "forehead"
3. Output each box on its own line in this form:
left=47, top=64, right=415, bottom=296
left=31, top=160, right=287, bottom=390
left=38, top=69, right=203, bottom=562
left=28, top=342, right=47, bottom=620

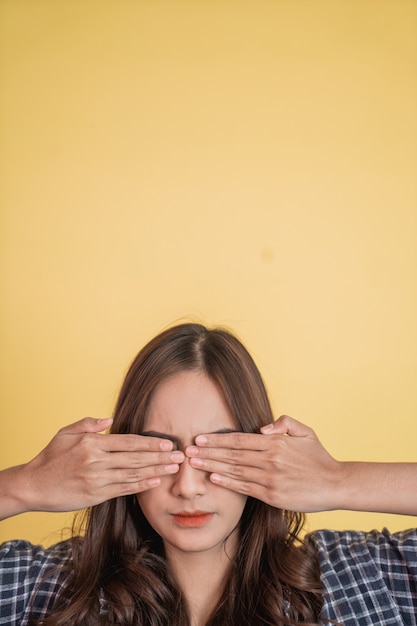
left=144, top=370, right=236, bottom=440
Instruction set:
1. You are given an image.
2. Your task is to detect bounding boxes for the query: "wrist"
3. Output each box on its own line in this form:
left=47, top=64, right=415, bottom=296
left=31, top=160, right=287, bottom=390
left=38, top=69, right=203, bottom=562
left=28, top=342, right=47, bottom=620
left=331, top=461, right=382, bottom=512
left=322, top=460, right=352, bottom=511
left=331, top=461, right=361, bottom=511
left=0, top=464, right=35, bottom=520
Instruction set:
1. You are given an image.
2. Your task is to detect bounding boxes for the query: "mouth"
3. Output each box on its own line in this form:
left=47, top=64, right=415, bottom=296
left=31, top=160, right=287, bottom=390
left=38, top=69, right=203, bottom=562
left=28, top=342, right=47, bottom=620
left=172, top=511, right=214, bottom=528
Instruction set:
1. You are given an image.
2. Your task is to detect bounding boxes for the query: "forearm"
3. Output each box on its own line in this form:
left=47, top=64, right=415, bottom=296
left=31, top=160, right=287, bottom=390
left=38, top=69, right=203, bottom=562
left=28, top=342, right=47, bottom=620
left=0, top=465, right=33, bottom=521
left=335, top=462, right=417, bottom=516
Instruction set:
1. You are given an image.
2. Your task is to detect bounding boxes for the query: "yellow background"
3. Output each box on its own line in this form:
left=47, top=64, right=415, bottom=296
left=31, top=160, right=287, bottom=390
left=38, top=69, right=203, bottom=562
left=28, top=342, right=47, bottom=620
left=1, top=0, right=416, bottom=545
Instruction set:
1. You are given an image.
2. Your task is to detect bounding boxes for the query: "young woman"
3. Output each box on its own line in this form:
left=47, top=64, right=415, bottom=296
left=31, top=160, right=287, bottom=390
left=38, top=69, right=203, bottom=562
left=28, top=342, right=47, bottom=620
left=0, top=323, right=416, bottom=625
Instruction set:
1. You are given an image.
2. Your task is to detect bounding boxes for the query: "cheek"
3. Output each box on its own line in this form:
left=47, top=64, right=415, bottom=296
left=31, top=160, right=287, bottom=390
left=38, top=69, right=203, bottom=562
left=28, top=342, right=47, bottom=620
left=214, top=487, right=247, bottom=519
left=136, top=484, right=165, bottom=519
left=136, top=492, right=164, bottom=536
left=234, top=495, right=248, bottom=518
left=137, top=472, right=174, bottom=503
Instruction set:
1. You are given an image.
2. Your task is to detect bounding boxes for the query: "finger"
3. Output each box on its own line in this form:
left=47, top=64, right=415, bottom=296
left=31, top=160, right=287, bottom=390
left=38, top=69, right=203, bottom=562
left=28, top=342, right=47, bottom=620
left=260, top=415, right=315, bottom=437
left=103, top=450, right=185, bottom=469
left=58, top=417, right=113, bottom=435
left=97, top=433, right=176, bottom=453
left=208, top=472, right=271, bottom=503
left=189, top=456, right=268, bottom=484
left=81, top=462, right=183, bottom=502
left=97, top=462, right=184, bottom=498
left=112, top=461, right=182, bottom=484
left=108, top=475, right=164, bottom=498
left=186, top=444, right=265, bottom=468
left=90, top=476, right=163, bottom=501
left=194, top=432, right=270, bottom=451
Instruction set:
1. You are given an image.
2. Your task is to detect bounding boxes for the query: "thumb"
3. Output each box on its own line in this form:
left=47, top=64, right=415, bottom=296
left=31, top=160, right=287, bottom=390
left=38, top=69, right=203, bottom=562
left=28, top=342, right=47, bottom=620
left=58, top=417, right=113, bottom=435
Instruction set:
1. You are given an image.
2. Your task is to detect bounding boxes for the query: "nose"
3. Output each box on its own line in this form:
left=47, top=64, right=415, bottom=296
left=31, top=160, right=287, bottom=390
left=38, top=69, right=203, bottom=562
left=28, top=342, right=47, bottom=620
left=171, top=456, right=207, bottom=499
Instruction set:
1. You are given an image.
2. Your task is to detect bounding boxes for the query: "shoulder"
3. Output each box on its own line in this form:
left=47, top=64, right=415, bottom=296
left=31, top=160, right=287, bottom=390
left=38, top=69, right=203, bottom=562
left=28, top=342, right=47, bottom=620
left=306, top=529, right=417, bottom=625
left=0, top=537, right=77, bottom=588
left=1, top=538, right=75, bottom=562
left=307, top=527, right=417, bottom=560
left=0, top=539, right=77, bottom=625
left=306, top=527, right=417, bottom=583
left=0, top=538, right=75, bottom=579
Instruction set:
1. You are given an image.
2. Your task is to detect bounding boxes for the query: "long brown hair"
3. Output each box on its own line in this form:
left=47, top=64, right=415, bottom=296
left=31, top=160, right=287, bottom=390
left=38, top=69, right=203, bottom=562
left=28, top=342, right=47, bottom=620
left=41, top=323, right=323, bottom=625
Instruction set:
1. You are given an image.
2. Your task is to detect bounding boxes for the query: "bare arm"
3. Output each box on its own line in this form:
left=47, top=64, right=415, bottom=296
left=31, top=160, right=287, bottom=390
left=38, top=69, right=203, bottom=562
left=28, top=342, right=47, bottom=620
left=327, top=460, right=417, bottom=516
left=0, top=418, right=184, bottom=521
left=185, top=415, right=417, bottom=516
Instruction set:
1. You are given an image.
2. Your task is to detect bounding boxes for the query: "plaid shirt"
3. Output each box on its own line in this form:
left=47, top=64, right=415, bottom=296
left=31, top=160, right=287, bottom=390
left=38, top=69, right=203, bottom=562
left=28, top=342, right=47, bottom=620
left=309, top=528, right=417, bottom=625
left=0, top=528, right=416, bottom=625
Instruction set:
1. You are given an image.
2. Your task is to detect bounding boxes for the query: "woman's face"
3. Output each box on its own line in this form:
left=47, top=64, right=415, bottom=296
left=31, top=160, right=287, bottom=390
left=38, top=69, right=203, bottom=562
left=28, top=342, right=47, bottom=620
left=136, top=370, right=247, bottom=560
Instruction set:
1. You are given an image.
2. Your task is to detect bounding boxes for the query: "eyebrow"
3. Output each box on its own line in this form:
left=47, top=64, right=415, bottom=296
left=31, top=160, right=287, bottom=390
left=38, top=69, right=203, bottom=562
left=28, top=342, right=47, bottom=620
left=141, top=428, right=239, bottom=448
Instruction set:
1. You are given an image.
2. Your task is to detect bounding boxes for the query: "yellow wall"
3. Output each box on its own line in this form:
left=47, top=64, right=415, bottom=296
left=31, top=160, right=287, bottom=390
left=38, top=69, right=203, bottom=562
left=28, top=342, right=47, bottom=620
left=1, top=0, right=416, bottom=545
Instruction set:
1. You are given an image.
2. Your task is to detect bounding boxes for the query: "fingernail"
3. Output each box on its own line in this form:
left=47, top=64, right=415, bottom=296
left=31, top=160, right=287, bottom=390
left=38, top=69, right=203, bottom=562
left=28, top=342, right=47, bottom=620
left=185, top=445, right=199, bottom=457
left=260, top=424, right=274, bottom=433
left=190, top=457, right=204, bottom=467
left=165, top=463, right=179, bottom=473
left=170, top=451, right=184, bottom=462
left=97, top=418, right=113, bottom=425
left=160, top=440, right=173, bottom=451
left=195, top=435, right=208, bottom=445
left=210, top=473, right=222, bottom=483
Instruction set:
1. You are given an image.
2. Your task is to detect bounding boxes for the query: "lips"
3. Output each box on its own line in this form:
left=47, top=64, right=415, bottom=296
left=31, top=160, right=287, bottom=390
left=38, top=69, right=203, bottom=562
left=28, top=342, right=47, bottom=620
left=172, top=511, right=214, bottom=528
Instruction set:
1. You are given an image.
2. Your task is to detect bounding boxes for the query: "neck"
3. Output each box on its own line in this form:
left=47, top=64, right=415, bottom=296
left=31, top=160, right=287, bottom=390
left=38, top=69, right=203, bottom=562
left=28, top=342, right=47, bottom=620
left=165, top=538, right=236, bottom=626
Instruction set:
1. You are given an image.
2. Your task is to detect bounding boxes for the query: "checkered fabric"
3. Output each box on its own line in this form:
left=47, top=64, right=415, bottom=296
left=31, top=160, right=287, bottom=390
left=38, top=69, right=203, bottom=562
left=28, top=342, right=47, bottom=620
left=1, top=528, right=416, bottom=624
left=308, top=528, right=417, bottom=625
left=0, top=539, right=71, bottom=624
